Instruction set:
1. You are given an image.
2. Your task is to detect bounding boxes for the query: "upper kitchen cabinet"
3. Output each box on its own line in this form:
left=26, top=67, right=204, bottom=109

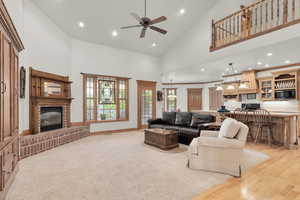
left=273, top=69, right=299, bottom=100
left=238, top=70, right=258, bottom=94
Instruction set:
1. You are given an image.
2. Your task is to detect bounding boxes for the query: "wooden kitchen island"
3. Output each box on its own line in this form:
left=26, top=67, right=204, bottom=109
left=196, top=110, right=299, bottom=150
left=228, top=111, right=299, bottom=150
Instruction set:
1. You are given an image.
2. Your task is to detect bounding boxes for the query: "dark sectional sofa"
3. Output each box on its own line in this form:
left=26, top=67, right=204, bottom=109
left=148, top=112, right=216, bottom=145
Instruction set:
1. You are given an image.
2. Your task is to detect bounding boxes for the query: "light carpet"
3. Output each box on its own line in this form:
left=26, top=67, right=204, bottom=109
left=7, top=131, right=269, bottom=200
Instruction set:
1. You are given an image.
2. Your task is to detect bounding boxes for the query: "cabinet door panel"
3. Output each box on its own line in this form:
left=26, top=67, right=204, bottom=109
left=2, top=34, right=12, bottom=141
left=11, top=48, right=19, bottom=136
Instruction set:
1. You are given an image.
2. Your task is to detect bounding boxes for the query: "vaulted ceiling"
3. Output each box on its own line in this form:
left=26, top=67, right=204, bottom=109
left=32, top=0, right=218, bottom=56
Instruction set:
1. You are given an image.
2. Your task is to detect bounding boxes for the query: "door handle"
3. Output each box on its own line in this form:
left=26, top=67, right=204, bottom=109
left=0, top=81, right=5, bottom=94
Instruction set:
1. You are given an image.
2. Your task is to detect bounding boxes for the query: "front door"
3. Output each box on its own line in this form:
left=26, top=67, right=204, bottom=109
left=187, top=88, right=202, bottom=112
left=137, top=81, right=156, bottom=129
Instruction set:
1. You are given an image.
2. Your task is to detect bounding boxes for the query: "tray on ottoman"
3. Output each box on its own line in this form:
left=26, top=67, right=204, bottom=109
left=144, top=128, right=179, bottom=150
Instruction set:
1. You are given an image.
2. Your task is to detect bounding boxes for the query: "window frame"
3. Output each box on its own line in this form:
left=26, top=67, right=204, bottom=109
left=82, top=73, right=130, bottom=123
left=164, top=88, right=177, bottom=112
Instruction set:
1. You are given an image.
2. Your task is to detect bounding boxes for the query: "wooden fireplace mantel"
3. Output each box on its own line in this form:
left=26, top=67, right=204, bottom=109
left=29, top=68, right=73, bottom=134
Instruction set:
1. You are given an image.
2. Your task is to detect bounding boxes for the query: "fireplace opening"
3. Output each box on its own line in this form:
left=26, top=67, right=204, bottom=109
left=40, top=107, right=63, bottom=132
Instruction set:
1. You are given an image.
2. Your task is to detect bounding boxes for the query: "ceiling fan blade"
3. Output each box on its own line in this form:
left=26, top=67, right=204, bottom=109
left=140, top=28, right=146, bottom=38
left=150, top=26, right=167, bottom=35
left=130, top=13, right=143, bottom=23
left=120, top=25, right=142, bottom=29
left=149, top=16, right=167, bottom=25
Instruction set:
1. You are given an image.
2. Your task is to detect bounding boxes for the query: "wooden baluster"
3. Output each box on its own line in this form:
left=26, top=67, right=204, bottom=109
left=221, top=21, right=225, bottom=44
left=292, top=0, right=296, bottom=20
left=283, top=0, right=288, bottom=23
left=217, top=22, right=220, bottom=46
left=237, top=14, right=240, bottom=38
left=277, top=0, right=280, bottom=25
left=229, top=17, right=232, bottom=42
left=255, top=6, right=258, bottom=33
left=265, top=2, right=269, bottom=29
left=211, top=20, right=215, bottom=49
left=271, top=0, right=274, bottom=27
left=233, top=15, right=236, bottom=41
left=260, top=3, right=263, bottom=31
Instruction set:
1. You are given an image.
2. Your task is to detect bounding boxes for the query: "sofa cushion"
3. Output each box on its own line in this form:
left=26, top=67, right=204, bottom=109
left=149, top=124, right=181, bottom=131
left=190, top=114, right=215, bottom=128
left=219, top=118, right=241, bottom=139
left=149, top=124, right=166, bottom=129
left=162, top=112, right=177, bottom=125
left=165, top=126, right=181, bottom=131
left=175, top=112, right=192, bottom=126
left=178, top=127, right=199, bottom=137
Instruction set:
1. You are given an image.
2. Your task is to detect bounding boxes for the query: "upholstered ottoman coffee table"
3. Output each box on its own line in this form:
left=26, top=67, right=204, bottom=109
left=144, top=128, right=179, bottom=150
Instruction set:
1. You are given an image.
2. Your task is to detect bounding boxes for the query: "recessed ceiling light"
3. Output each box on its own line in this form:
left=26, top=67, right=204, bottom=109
left=234, top=70, right=238, bottom=73
left=248, top=67, right=253, bottom=70
left=285, top=60, right=291, bottom=64
left=112, top=30, right=118, bottom=37
left=226, top=68, right=230, bottom=71
left=179, top=8, right=186, bottom=15
left=152, top=43, right=157, bottom=47
left=267, top=53, right=273, bottom=56
left=200, top=68, right=205, bottom=72
left=78, top=21, right=85, bottom=28
left=257, top=61, right=262, bottom=65
left=222, top=73, right=225, bottom=76
left=265, top=64, right=270, bottom=67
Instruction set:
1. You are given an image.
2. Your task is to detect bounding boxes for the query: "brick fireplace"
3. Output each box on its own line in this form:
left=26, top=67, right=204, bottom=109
left=30, top=68, right=73, bottom=134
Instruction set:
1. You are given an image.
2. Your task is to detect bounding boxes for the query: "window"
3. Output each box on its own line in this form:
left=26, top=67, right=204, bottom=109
left=165, top=88, right=177, bottom=112
left=83, top=74, right=129, bottom=122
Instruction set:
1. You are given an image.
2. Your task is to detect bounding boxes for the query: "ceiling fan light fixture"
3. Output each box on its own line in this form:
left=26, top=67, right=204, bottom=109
left=121, top=0, right=167, bottom=39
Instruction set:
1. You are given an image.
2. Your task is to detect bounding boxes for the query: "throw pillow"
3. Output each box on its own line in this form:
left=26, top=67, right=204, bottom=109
left=219, top=118, right=241, bottom=139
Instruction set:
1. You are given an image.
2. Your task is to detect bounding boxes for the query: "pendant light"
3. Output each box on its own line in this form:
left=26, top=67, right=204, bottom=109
left=168, top=79, right=176, bottom=98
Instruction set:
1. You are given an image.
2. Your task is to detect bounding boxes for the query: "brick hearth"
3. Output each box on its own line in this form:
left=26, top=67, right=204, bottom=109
left=20, top=126, right=90, bottom=159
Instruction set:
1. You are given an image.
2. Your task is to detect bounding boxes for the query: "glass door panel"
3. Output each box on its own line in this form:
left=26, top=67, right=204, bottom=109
left=141, top=89, right=153, bottom=125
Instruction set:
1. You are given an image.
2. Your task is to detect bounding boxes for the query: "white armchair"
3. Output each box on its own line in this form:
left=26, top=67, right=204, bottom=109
left=188, top=120, right=249, bottom=177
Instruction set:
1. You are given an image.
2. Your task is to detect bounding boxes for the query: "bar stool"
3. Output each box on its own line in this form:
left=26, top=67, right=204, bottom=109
left=253, top=109, right=275, bottom=146
left=233, top=109, right=254, bottom=141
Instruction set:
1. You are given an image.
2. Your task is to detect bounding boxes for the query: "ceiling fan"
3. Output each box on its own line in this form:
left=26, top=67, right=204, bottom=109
left=120, top=0, right=168, bottom=38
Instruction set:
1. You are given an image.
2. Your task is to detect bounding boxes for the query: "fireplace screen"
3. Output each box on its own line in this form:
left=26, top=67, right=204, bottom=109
left=40, top=107, right=63, bottom=132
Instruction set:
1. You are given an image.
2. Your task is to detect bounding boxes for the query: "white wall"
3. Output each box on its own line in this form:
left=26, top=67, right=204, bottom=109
left=70, top=39, right=162, bottom=132
left=4, top=0, right=163, bottom=133
left=5, top=0, right=72, bottom=133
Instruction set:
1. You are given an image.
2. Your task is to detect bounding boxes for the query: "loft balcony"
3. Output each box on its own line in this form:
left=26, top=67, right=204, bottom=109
left=210, top=0, right=300, bottom=51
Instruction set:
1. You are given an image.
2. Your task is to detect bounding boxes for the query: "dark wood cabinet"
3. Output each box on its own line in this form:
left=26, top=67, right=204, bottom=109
left=0, top=1, right=24, bottom=199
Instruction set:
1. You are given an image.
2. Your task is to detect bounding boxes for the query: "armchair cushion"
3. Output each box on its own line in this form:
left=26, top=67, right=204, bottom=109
left=219, top=118, right=241, bottom=139
left=162, top=112, right=177, bottom=125
left=175, top=112, right=192, bottom=126
left=200, top=130, right=219, bottom=137
left=197, top=137, right=244, bottom=149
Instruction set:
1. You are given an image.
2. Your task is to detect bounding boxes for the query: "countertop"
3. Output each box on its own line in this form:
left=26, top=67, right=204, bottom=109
left=193, top=110, right=300, bottom=117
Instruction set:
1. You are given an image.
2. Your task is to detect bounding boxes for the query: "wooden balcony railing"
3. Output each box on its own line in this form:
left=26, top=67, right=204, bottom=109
left=210, top=0, right=300, bottom=51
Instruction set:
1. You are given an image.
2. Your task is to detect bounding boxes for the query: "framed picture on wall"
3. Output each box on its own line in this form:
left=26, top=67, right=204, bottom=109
left=20, top=66, right=26, bottom=98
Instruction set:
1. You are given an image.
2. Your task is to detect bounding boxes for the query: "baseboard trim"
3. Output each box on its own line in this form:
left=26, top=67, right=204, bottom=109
left=91, top=128, right=140, bottom=136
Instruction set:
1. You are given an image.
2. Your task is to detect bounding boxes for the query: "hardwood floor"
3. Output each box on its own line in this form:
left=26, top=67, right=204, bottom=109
left=193, top=143, right=300, bottom=200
